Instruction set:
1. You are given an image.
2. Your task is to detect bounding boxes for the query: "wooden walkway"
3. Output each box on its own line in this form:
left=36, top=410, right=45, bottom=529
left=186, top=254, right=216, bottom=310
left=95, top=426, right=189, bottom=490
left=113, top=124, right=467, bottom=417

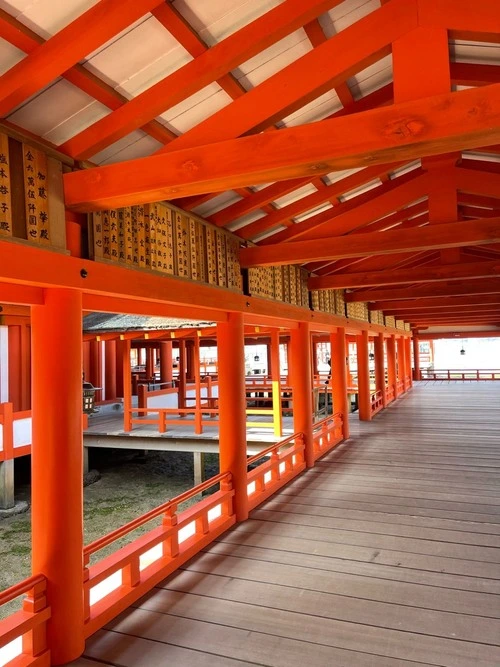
left=76, top=383, right=500, bottom=666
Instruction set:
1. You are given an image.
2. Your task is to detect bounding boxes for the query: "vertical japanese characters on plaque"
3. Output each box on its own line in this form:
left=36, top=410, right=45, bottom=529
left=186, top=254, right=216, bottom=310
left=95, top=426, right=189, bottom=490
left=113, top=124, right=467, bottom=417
left=0, top=133, right=12, bottom=237
left=90, top=201, right=244, bottom=293
left=23, top=145, right=50, bottom=244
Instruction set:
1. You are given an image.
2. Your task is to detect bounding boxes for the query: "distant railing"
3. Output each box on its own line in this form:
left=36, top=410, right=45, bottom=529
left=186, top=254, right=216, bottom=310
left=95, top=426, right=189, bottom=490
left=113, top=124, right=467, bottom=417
left=0, top=574, right=50, bottom=666
left=370, top=390, right=384, bottom=416
left=396, top=379, right=405, bottom=396
left=404, top=376, right=412, bottom=390
left=385, top=385, right=395, bottom=404
left=247, top=433, right=305, bottom=511
left=0, top=403, right=32, bottom=462
left=312, top=413, right=343, bottom=461
left=83, top=472, right=235, bottom=637
left=421, top=369, right=500, bottom=381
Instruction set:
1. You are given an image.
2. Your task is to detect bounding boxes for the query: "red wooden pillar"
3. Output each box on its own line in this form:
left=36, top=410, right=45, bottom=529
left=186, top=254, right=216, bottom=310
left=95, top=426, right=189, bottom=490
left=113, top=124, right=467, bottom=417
left=145, top=346, right=155, bottom=379
left=387, top=335, right=397, bottom=400
left=405, top=338, right=413, bottom=388
left=356, top=330, right=371, bottom=421
left=115, top=339, right=125, bottom=397
left=217, top=313, right=248, bottom=522
left=374, top=332, right=387, bottom=408
left=312, top=338, right=318, bottom=379
left=104, top=340, right=117, bottom=400
left=122, top=339, right=132, bottom=431
left=330, top=327, right=349, bottom=439
left=7, top=325, right=21, bottom=411
left=31, top=289, right=84, bottom=664
left=397, top=337, right=406, bottom=394
left=178, top=340, right=186, bottom=411
left=160, top=341, right=173, bottom=385
left=290, top=322, right=314, bottom=468
left=186, top=340, right=195, bottom=381
left=412, top=337, right=421, bottom=381
left=193, top=335, right=202, bottom=434
left=270, top=330, right=283, bottom=437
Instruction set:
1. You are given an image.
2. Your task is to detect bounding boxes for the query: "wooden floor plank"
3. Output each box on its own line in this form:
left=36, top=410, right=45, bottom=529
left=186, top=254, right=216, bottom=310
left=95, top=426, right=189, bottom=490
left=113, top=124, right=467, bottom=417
left=81, top=383, right=500, bottom=667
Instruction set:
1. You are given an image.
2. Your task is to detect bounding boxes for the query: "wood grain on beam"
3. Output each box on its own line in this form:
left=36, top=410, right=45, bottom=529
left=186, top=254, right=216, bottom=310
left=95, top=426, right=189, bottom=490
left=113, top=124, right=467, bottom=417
left=240, top=218, right=500, bottom=267
left=346, top=278, right=500, bottom=302
left=309, top=259, right=500, bottom=290
left=64, top=83, right=500, bottom=211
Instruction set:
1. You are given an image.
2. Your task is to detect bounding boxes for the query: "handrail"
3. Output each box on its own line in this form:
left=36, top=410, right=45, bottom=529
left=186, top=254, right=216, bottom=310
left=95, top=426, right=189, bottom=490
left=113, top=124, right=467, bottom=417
left=85, top=471, right=231, bottom=557
left=247, top=432, right=303, bottom=466
left=0, top=574, right=45, bottom=607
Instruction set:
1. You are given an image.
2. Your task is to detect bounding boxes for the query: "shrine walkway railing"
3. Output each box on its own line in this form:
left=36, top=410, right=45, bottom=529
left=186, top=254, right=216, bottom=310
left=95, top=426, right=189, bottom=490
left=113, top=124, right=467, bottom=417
left=421, top=369, right=500, bottom=381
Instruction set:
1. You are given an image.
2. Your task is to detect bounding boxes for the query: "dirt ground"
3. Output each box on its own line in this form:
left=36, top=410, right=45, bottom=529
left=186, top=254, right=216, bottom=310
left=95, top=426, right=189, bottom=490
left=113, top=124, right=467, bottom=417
left=0, top=448, right=219, bottom=619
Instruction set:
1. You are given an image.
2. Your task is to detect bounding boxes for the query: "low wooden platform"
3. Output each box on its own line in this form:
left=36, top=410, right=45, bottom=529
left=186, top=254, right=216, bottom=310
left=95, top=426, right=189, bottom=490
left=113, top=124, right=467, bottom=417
left=76, top=383, right=500, bottom=666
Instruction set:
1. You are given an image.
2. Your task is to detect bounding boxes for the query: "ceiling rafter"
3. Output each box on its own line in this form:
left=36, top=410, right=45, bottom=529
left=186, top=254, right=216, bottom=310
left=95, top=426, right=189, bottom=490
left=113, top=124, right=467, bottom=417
left=346, top=278, right=500, bottom=303
left=240, top=218, right=500, bottom=267
left=63, top=83, right=500, bottom=211
left=0, top=8, right=177, bottom=146
left=264, top=170, right=428, bottom=244
left=0, top=0, right=166, bottom=118
left=309, top=259, right=500, bottom=290
left=60, top=0, right=349, bottom=160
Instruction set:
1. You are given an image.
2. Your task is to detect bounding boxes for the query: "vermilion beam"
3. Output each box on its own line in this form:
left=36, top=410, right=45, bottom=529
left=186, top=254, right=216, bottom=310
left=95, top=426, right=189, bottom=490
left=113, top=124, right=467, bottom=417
left=63, top=83, right=500, bottom=210
left=449, top=62, right=500, bottom=87
left=0, top=8, right=176, bottom=146
left=240, top=218, right=500, bottom=267
left=346, top=279, right=500, bottom=302
left=0, top=0, right=165, bottom=117
left=153, top=0, right=410, bottom=157
left=267, top=171, right=428, bottom=244
left=369, top=295, right=500, bottom=310
left=456, top=168, right=500, bottom=199
left=309, top=259, right=500, bottom=290
left=239, top=162, right=403, bottom=240
left=418, top=0, right=500, bottom=42
left=60, top=0, right=350, bottom=160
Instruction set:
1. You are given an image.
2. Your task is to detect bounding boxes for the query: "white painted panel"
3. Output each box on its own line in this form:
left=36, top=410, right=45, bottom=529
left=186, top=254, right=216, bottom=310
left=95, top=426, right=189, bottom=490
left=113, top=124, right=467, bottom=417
left=159, top=84, right=232, bottom=134
left=0, top=37, right=25, bottom=75
left=235, top=30, right=310, bottom=88
left=321, top=0, right=381, bottom=37
left=349, top=54, right=392, bottom=101
left=227, top=210, right=267, bottom=233
left=192, top=191, right=243, bottom=218
left=43, top=100, right=110, bottom=146
left=174, top=0, right=282, bottom=45
left=7, top=79, right=101, bottom=137
left=8, top=0, right=100, bottom=38
left=85, top=16, right=192, bottom=95
left=92, top=131, right=163, bottom=165
left=13, top=417, right=31, bottom=448
left=273, top=184, right=318, bottom=209
left=0, top=326, right=8, bottom=403
left=280, top=90, right=342, bottom=128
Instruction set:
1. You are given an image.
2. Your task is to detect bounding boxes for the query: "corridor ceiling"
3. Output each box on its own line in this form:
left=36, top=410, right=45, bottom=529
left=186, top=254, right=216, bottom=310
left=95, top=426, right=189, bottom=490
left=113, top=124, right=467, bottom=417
left=0, top=0, right=498, bottom=332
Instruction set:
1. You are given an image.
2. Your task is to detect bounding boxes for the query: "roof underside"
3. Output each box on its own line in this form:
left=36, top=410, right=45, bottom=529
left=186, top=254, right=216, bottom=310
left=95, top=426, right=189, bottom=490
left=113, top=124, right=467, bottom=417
left=0, top=0, right=499, bottom=334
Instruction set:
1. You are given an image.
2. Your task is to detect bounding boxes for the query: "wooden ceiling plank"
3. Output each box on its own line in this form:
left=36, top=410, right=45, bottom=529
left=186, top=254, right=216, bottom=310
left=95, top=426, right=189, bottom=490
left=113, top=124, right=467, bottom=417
left=347, top=278, right=500, bottom=302
left=63, top=83, right=500, bottom=211
left=240, top=218, right=500, bottom=267
left=309, top=259, right=500, bottom=290
left=59, top=0, right=351, bottom=160
left=0, top=0, right=166, bottom=117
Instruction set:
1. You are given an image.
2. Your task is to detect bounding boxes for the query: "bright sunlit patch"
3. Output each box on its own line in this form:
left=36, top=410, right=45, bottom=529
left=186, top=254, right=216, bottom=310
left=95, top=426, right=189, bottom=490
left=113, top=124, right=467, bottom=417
left=89, top=571, right=122, bottom=606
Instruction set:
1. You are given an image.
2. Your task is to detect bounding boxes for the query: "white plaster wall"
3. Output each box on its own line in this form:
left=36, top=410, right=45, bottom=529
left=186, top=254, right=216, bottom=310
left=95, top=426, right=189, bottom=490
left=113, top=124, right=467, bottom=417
left=146, top=384, right=218, bottom=409
left=13, top=417, right=32, bottom=448
left=0, top=325, right=9, bottom=403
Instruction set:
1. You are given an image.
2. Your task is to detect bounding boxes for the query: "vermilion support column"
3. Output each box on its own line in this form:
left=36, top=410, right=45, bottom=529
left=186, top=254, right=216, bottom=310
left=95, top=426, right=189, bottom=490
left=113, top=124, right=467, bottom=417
left=186, top=340, right=195, bottom=381
left=104, top=340, right=117, bottom=400
left=178, top=340, right=186, bottom=411
left=217, top=313, right=248, bottom=522
left=31, top=289, right=84, bottom=664
left=115, top=339, right=125, bottom=397
left=193, top=335, right=202, bottom=434
left=290, top=322, right=314, bottom=468
left=397, top=337, right=406, bottom=394
left=330, top=327, right=349, bottom=440
left=122, top=339, right=132, bottom=431
left=270, top=330, right=283, bottom=437
left=356, top=330, right=371, bottom=421
left=160, top=341, right=173, bottom=385
left=413, top=337, right=421, bottom=381
left=8, top=325, right=21, bottom=411
left=405, top=338, right=413, bottom=388
left=374, top=332, right=387, bottom=408
left=387, top=335, right=397, bottom=401
left=145, top=346, right=155, bottom=379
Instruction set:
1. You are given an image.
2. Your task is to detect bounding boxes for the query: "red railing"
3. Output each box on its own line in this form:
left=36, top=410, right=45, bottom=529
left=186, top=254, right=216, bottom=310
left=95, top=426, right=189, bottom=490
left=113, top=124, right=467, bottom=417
left=0, top=574, right=50, bottom=666
left=247, top=433, right=305, bottom=511
left=370, top=390, right=384, bottom=416
left=385, top=385, right=395, bottom=404
left=0, top=404, right=32, bottom=462
left=421, top=369, right=500, bottom=381
left=404, top=376, right=412, bottom=390
left=82, top=472, right=235, bottom=637
left=312, top=413, right=343, bottom=461
left=396, top=379, right=405, bottom=396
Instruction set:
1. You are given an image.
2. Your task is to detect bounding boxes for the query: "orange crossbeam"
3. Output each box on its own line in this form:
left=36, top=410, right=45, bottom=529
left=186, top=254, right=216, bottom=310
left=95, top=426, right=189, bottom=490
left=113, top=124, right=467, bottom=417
left=347, top=278, right=500, bottom=303
left=64, top=84, right=500, bottom=211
